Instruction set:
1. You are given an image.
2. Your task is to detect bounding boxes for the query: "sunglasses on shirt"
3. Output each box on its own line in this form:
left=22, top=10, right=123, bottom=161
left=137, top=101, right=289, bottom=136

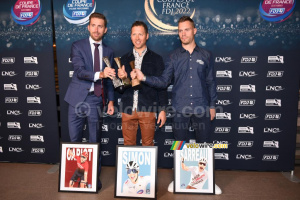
left=199, top=162, right=206, bottom=166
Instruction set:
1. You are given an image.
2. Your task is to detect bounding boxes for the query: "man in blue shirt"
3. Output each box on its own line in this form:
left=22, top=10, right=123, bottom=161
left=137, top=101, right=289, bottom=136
left=132, top=16, right=221, bottom=194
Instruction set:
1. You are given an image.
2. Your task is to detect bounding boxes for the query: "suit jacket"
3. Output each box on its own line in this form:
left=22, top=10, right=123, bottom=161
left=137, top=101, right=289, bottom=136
left=64, top=38, right=114, bottom=107
left=119, top=48, right=168, bottom=115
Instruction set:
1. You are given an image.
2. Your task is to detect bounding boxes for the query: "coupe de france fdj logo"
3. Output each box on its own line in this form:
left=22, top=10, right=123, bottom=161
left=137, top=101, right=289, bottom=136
left=11, top=0, right=42, bottom=26
left=63, top=0, right=96, bottom=25
left=259, top=0, right=296, bottom=22
left=145, top=0, right=196, bottom=32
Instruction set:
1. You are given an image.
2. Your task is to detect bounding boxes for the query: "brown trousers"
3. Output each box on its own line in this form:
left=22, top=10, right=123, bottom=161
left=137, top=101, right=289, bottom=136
left=122, top=111, right=156, bottom=146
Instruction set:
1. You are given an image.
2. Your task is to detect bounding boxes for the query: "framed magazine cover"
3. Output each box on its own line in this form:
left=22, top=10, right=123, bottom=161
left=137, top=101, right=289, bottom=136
left=174, top=145, right=215, bottom=194
left=115, top=146, right=157, bottom=199
left=59, top=142, right=99, bottom=193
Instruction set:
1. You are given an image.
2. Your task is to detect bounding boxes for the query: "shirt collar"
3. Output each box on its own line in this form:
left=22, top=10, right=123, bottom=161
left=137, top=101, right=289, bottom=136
left=133, top=47, right=148, bottom=57
left=89, top=36, right=102, bottom=46
left=180, top=45, right=200, bottom=53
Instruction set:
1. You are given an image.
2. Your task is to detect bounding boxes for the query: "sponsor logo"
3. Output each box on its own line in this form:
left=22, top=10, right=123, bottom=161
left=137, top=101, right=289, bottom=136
left=214, top=153, right=229, bottom=160
left=215, top=57, right=234, bottom=63
left=216, top=70, right=232, bottom=78
left=117, top=112, right=122, bottom=118
left=31, top=148, right=45, bottom=154
left=0, top=146, right=2, bottom=153
left=216, top=100, right=233, bottom=106
left=101, top=138, right=109, bottom=144
left=7, top=122, right=21, bottom=129
left=140, top=139, right=157, bottom=144
left=266, top=85, right=284, bottom=91
left=196, top=59, right=204, bottom=65
left=189, top=139, right=196, bottom=144
left=168, top=99, right=172, bottom=105
left=69, top=71, right=74, bottom=77
left=164, top=152, right=174, bottom=158
left=268, top=55, right=284, bottom=64
left=9, top=147, right=24, bottom=152
left=28, top=110, right=42, bottom=116
left=27, top=97, right=41, bottom=104
left=24, top=56, right=38, bottom=64
left=118, top=138, right=124, bottom=145
left=118, top=98, right=122, bottom=105
left=189, top=127, right=194, bottom=132
left=214, top=127, right=231, bottom=133
left=239, top=99, right=255, bottom=106
left=165, top=125, right=173, bottom=132
left=29, top=123, right=44, bottom=129
left=2, top=71, right=17, bottom=77
left=68, top=58, right=72, bottom=63
left=216, top=112, right=231, bottom=120
left=11, top=0, right=42, bottom=26
left=102, top=124, right=108, bottom=132
left=8, top=135, right=22, bottom=141
left=216, top=85, right=232, bottom=92
left=239, top=113, right=258, bottom=119
left=25, top=71, right=39, bottom=77
left=7, top=110, right=22, bottom=116
left=117, top=125, right=122, bottom=131
left=262, top=154, right=279, bottom=161
left=267, top=71, right=284, bottom=77
left=4, top=83, right=17, bottom=91
left=5, top=97, right=18, bottom=103
left=239, top=71, right=258, bottom=77
left=265, top=99, right=281, bottom=107
left=25, top=84, right=42, bottom=90
left=164, top=139, right=175, bottom=145
left=238, top=126, right=254, bottom=134
left=236, top=154, right=254, bottom=160
left=263, top=141, right=279, bottom=148
left=1, top=57, right=15, bottom=64
left=30, top=135, right=44, bottom=142
left=265, top=113, right=281, bottom=120
left=63, top=0, right=96, bottom=25
left=259, top=0, right=296, bottom=23
left=240, top=84, right=256, bottom=92
left=101, top=151, right=111, bottom=156
left=237, top=141, right=254, bottom=147
left=167, top=85, right=173, bottom=92
left=241, top=56, right=257, bottom=63
left=264, top=127, right=282, bottom=133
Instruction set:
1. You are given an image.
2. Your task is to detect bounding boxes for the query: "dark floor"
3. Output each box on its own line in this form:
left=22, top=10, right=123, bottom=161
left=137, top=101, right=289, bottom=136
left=0, top=163, right=299, bottom=200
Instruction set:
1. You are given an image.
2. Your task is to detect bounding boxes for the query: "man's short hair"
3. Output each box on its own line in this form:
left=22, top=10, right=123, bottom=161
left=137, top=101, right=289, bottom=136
left=89, top=12, right=107, bottom=27
left=178, top=16, right=195, bottom=28
left=131, top=21, right=148, bottom=35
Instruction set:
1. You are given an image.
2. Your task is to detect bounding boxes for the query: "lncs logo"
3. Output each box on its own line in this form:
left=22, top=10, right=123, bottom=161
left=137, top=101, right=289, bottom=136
left=11, top=0, right=42, bottom=26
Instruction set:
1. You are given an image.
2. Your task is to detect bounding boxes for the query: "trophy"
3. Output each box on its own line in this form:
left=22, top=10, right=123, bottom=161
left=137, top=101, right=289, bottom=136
left=103, top=56, right=123, bottom=89
left=114, top=57, right=131, bottom=89
left=129, top=60, right=141, bottom=90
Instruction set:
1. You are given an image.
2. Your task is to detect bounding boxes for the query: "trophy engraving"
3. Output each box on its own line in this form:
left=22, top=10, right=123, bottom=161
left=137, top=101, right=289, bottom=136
left=103, top=57, right=123, bottom=88
left=114, top=57, right=131, bottom=88
left=129, top=61, right=141, bottom=89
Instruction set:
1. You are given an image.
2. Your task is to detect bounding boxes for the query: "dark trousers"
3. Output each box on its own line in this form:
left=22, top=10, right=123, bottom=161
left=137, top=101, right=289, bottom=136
left=68, top=94, right=103, bottom=185
left=172, top=112, right=211, bottom=143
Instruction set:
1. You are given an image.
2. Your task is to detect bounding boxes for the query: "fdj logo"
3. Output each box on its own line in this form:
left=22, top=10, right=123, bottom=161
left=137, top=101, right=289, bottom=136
left=20, top=12, right=33, bottom=18
left=72, top=11, right=86, bottom=17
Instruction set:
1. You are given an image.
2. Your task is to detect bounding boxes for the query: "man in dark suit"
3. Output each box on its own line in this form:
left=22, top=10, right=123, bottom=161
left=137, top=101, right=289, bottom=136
left=64, top=12, right=115, bottom=190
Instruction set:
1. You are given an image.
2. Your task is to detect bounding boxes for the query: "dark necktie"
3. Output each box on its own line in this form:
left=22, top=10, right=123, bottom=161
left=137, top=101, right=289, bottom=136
left=93, top=43, right=102, bottom=97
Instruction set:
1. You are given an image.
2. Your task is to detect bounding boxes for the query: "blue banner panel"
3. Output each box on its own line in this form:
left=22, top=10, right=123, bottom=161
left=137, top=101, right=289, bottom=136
left=0, top=0, right=60, bottom=163
left=53, top=0, right=300, bottom=170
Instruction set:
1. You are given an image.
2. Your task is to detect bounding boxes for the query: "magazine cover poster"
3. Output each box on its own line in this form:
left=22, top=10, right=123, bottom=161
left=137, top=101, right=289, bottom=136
left=115, top=146, right=157, bottom=199
left=174, top=146, right=214, bottom=194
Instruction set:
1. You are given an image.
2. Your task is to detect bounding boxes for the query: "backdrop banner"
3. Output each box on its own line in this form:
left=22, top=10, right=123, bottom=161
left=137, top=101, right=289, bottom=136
left=0, top=0, right=60, bottom=163
left=53, top=0, right=300, bottom=170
